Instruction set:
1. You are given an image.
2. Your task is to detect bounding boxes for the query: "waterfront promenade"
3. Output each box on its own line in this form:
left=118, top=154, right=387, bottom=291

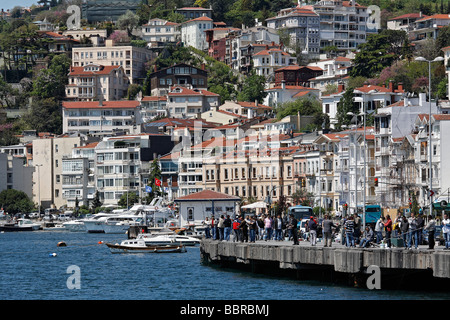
left=200, top=238, right=450, bottom=286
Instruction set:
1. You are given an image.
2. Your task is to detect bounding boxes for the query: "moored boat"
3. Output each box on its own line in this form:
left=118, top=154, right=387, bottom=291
left=136, top=233, right=201, bottom=246
left=105, top=239, right=186, bottom=254
left=0, top=218, right=41, bottom=232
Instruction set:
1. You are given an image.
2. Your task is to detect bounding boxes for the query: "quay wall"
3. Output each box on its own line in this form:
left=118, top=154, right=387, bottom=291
left=200, top=240, right=450, bottom=279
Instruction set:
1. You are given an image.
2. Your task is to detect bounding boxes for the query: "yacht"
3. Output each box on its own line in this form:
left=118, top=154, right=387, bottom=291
left=136, top=233, right=201, bottom=246
left=62, top=219, right=86, bottom=232
left=0, top=218, right=41, bottom=232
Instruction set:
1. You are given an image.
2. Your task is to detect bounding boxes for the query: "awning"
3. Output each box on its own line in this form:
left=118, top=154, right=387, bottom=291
left=241, top=201, right=267, bottom=209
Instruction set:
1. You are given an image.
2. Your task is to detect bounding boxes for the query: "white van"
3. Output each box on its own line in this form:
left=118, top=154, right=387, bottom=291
left=58, top=211, right=73, bottom=221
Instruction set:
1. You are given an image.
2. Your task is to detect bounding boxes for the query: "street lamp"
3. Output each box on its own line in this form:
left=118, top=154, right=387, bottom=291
left=415, top=56, right=445, bottom=216
left=347, top=112, right=358, bottom=216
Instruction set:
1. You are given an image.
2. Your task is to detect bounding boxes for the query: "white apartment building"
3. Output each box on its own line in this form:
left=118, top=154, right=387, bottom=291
left=229, top=26, right=280, bottom=72
left=409, top=14, right=450, bottom=44
left=0, top=153, right=34, bottom=200
left=180, top=16, right=213, bottom=51
left=141, top=18, right=180, bottom=46
left=167, top=86, right=220, bottom=118
left=308, top=56, right=352, bottom=92
left=373, top=93, right=439, bottom=208
left=312, top=0, right=375, bottom=54
left=387, top=13, right=425, bottom=32
left=32, top=136, right=83, bottom=210
left=252, top=47, right=297, bottom=79
left=61, top=142, right=97, bottom=208
left=62, top=100, right=142, bottom=135
left=72, top=39, right=153, bottom=84
left=266, top=6, right=320, bottom=58
left=443, top=46, right=450, bottom=100
left=322, top=82, right=404, bottom=128
left=140, top=96, right=168, bottom=121
left=65, top=64, right=129, bottom=101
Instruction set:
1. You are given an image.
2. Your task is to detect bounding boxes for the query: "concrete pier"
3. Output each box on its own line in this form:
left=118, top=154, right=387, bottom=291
left=200, top=239, right=450, bottom=286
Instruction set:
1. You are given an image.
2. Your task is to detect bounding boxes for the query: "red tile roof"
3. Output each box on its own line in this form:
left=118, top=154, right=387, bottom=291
left=416, top=14, right=450, bottom=22
left=389, top=13, right=426, bottom=21
left=168, top=86, right=219, bottom=96
left=175, top=190, right=240, bottom=201
left=69, top=65, right=122, bottom=76
left=62, top=100, right=140, bottom=109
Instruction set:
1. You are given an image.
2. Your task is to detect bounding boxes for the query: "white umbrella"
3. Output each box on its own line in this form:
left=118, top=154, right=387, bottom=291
left=241, top=201, right=268, bottom=209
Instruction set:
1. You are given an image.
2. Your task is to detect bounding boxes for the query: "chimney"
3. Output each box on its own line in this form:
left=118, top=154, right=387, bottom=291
left=398, top=82, right=403, bottom=92
left=389, top=80, right=394, bottom=92
left=266, top=44, right=269, bottom=50
left=201, top=63, right=205, bottom=70
left=337, top=82, right=344, bottom=93
left=281, top=80, right=286, bottom=90
left=254, top=99, right=258, bottom=107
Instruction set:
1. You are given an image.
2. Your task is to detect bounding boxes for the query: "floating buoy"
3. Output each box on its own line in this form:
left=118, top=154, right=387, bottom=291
left=98, top=241, right=103, bottom=244
left=49, top=253, right=57, bottom=257
left=57, top=241, right=67, bottom=247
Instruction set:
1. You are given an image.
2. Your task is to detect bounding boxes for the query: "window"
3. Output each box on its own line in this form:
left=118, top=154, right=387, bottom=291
left=187, top=208, right=194, bottom=221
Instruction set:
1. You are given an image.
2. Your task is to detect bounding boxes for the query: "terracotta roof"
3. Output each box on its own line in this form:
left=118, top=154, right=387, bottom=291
left=69, top=65, right=122, bottom=76
left=182, top=16, right=213, bottom=24
left=175, top=189, right=240, bottom=201
left=389, top=13, right=426, bottom=21
left=62, top=100, right=140, bottom=109
left=168, top=86, right=219, bottom=96
left=142, top=96, right=167, bottom=101
left=236, top=101, right=272, bottom=109
left=147, top=117, right=218, bottom=128
left=254, top=48, right=290, bottom=56
left=75, top=142, right=99, bottom=149
left=416, top=14, right=450, bottom=22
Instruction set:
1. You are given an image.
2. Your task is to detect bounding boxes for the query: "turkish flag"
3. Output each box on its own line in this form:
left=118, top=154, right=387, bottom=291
left=155, top=178, right=162, bottom=187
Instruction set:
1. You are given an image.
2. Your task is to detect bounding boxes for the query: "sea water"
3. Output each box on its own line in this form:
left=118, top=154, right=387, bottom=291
left=0, top=231, right=448, bottom=301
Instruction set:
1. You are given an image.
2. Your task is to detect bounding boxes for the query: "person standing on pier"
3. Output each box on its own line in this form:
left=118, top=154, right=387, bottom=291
left=218, top=215, right=225, bottom=241
left=308, top=216, right=318, bottom=246
left=353, top=213, right=361, bottom=245
left=322, top=215, right=337, bottom=247
left=375, top=216, right=385, bottom=244
left=248, top=216, right=258, bottom=243
left=239, top=216, right=248, bottom=242
left=274, top=214, right=284, bottom=241
left=203, top=217, right=211, bottom=239
left=384, top=215, right=392, bottom=248
left=264, top=215, right=273, bottom=241
left=232, top=217, right=240, bottom=242
left=344, top=216, right=355, bottom=247
left=408, top=213, right=419, bottom=249
left=287, top=213, right=299, bottom=245
left=442, top=213, right=450, bottom=249
left=424, top=215, right=436, bottom=249
left=224, top=215, right=232, bottom=241
left=400, top=215, right=409, bottom=246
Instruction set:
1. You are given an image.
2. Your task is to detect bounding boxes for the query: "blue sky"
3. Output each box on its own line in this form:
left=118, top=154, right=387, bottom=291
left=2, top=0, right=38, bottom=10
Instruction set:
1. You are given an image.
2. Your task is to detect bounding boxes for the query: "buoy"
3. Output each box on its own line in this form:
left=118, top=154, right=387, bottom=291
left=98, top=241, right=103, bottom=244
left=57, top=241, right=67, bottom=247
left=49, top=253, right=57, bottom=257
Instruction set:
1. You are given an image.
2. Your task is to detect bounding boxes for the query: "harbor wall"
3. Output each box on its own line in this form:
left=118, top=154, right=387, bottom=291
left=200, top=240, right=450, bottom=282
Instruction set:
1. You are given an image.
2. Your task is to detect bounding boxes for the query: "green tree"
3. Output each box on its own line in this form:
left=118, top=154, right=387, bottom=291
left=237, top=72, right=267, bottom=104
left=117, top=10, right=140, bottom=38
left=0, top=189, right=35, bottom=215
left=118, top=192, right=140, bottom=208
left=335, top=87, right=358, bottom=130
left=19, top=98, right=62, bottom=134
left=91, top=191, right=102, bottom=212
left=32, top=54, right=71, bottom=100
left=350, top=30, right=410, bottom=79
left=142, top=159, right=164, bottom=204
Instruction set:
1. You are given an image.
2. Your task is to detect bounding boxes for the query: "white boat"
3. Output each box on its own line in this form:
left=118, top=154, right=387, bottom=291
left=62, top=219, right=86, bottom=232
left=136, top=233, right=201, bottom=246
left=83, top=212, right=122, bottom=233
left=0, top=218, right=41, bottom=232
left=105, top=239, right=186, bottom=254
left=43, top=223, right=66, bottom=231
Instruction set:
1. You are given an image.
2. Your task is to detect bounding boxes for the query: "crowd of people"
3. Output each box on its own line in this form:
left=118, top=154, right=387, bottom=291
left=202, top=211, right=450, bottom=250
left=202, top=213, right=300, bottom=244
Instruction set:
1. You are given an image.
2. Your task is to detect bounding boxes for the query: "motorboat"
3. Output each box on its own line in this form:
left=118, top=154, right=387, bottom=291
left=136, top=233, right=201, bottom=246
left=83, top=212, right=122, bottom=233
left=0, top=218, right=41, bottom=232
left=42, top=222, right=66, bottom=231
left=63, top=219, right=86, bottom=232
left=105, top=239, right=186, bottom=254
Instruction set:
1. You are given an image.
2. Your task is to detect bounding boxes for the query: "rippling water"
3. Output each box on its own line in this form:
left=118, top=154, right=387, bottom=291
left=0, top=231, right=448, bottom=301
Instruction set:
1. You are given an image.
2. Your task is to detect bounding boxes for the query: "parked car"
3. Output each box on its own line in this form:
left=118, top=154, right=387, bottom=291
left=28, top=212, right=40, bottom=219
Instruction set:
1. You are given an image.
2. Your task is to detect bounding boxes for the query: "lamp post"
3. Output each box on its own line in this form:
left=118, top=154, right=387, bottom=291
left=415, top=56, right=445, bottom=216
left=347, top=112, right=358, bottom=216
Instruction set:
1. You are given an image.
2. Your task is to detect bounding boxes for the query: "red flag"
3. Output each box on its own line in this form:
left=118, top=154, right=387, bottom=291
left=155, top=178, right=161, bottom=187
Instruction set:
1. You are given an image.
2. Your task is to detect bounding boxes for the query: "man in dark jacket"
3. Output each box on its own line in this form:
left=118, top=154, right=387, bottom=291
left=322, top=215, right=337, bottom=247
left=287, top=214, right=299, bottom=245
